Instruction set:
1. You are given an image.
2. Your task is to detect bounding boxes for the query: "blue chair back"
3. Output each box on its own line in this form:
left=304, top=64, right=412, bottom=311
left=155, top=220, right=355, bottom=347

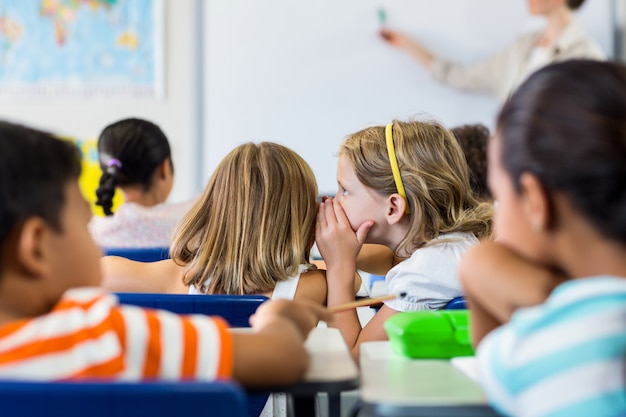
left=0, top=380, right=248, bottom=417
left=115, top=292, right=272, bottom=416
left=444, top=296, right=467, bottom=309
left=116, top=292, right=269, bottom=328
left=103, top=247, right=170, bottom=262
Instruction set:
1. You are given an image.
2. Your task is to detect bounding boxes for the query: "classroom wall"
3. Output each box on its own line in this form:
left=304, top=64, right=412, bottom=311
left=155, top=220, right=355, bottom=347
left=0, top=1, right=622, bottom=203
left=0, top=0, right=200, bottom=204
left=202, top=0, right=616, bottom=195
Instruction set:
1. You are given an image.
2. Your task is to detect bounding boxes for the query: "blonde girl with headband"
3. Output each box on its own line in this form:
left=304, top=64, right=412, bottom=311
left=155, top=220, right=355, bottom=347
left=316, top=119, right=492, bottom=359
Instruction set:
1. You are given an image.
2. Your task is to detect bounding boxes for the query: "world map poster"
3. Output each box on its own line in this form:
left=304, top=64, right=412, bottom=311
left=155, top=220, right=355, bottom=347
left=0, top=0, right=163, bottom=98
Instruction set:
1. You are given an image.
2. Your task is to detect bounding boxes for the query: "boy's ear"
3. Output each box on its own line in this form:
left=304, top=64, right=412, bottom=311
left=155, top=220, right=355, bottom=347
left=519, top=172, right=553, bottom=232
left=15, top=217, right=50, bottom=279
left=385, top=193, right=408, bottom=225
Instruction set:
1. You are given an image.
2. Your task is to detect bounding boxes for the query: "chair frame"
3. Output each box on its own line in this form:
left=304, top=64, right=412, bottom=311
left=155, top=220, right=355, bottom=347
left=102, top=247, right=171, bottom=262
left=444, top=296, right=467, bottom=310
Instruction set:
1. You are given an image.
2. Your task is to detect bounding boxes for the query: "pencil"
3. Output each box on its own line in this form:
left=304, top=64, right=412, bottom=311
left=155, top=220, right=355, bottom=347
left=329, top=292, right=406, bottom=313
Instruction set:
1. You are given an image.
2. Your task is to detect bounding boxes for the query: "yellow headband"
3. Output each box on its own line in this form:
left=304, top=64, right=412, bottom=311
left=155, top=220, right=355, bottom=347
left=385, top=123, right=410, bottom=214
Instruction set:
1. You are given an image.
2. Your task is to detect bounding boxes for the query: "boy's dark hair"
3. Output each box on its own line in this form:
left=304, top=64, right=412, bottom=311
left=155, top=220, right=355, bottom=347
left=95, top=118, right=172, bottom=216
left=0, top=121, right=82, bottom=250
left=497, top=59, right=626, bottom=244
left=451, top=123, right=491, bottom=200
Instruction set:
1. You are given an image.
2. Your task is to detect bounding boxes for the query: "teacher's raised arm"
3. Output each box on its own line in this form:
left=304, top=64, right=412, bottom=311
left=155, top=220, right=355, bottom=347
left=381, top=0, right=605, bottom=102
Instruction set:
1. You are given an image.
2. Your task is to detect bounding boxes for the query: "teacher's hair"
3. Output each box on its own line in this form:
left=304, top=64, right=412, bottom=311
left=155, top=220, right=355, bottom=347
left=496, top=59, right=626, bottom=243
left=566, top=0, right=586, bottom=10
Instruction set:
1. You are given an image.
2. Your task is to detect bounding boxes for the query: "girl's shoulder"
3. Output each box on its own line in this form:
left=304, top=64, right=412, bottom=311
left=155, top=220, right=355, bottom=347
left=419, top=232, right=478, bottom=253
left=101, top=257, right=186, bottom=294
left=294, top=268, right=327, bottom=305
left=391, top=232, right=479, bottom=274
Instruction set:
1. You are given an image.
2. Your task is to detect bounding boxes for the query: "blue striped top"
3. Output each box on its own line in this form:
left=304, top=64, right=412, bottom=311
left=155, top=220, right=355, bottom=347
left=476, top=277, right=626, bottom=417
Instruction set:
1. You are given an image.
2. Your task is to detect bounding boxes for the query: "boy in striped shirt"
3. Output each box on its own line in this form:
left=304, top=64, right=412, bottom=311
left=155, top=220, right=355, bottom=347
left=0, top=121, right=331, bottom=386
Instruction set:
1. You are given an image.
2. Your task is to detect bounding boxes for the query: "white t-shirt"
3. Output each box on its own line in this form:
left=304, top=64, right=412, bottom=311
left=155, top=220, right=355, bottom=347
left=522, top=46, right=551, bottom=81
left=89, top=199, right=196, bottom=248
left=187, top=264, right=305, bottom=300
left=384, top=232, right=478, bottom=311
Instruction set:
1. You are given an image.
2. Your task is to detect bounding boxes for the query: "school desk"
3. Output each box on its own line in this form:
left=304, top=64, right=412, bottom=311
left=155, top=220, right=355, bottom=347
left=241, top=326, right=359, bottom=417
left=358, top=341, right=502, bottom=417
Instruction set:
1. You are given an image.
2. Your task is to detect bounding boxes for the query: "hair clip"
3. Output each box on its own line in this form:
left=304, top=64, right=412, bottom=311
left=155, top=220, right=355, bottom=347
left=105, top=158, right=122, bottom=174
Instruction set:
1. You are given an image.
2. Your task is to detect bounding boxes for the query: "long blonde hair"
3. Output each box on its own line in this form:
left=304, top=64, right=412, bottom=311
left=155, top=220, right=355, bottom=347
left=171, top=142, right=318, bottom=294
left=340, top=118, right=492, bottom=256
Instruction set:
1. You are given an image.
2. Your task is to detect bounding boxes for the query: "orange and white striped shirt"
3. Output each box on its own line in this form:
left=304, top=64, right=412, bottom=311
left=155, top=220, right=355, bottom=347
left=0, top=288, right=233, bottom=381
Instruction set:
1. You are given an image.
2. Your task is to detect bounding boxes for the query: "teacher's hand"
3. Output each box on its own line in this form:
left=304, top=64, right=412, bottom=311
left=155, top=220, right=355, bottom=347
left=379, top=28, right=434, bottom=69
left=380, top=29, right=413, bottom=49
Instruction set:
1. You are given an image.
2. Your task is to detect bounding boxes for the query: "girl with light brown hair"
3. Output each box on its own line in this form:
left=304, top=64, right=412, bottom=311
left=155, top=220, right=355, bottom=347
left=100, top=142, right=328, bottom=305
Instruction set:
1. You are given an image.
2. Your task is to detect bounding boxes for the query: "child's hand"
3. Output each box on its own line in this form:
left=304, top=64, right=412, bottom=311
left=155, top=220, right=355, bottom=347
left=250, top=299, right=333, bottom=338
left=315, top=197, right=373, bottom=268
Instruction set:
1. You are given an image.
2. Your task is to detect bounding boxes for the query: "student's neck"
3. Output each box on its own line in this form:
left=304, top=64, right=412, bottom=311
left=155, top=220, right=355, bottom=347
left=0, top=308, right=27, bottom=327
left=122, top=187, right=165, bottom=207
left=561, top=237, right=626, bottom=280
left=0, top=279, right=50, bottom=326
left=539, top=7, right=572, bottom=48
left=552, top=208, right=626, bottom=279
left=379, top=224, right=413, bottom=258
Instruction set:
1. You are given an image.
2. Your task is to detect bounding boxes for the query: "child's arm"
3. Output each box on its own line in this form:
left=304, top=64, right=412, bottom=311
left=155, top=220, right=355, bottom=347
left=356, top=244, right=397, bottom=276
left=305, top=263, right=362, bottom=298
left=115, top=296, right=330, bottom=387
left=100, top=257, right=187, bottom=293
left=316, top=198, right=378, bottom=360
left=293, top=269, right=328, bottom=305
left=460, top=240, right=567, bottom=345
left=231, top=299, right=333, bottom=386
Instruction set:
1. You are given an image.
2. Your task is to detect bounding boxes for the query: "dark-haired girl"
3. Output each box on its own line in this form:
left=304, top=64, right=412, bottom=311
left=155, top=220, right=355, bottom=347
left=89, top=118, right=195, bottom=248
left=460, top=59, right=626, bottom=417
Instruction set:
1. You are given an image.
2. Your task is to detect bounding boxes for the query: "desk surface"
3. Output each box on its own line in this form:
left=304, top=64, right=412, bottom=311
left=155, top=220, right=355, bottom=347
left=359, top=341, right=501, bottom=417
left=291, top=326, right=359, bottom=395
left=238, top=326, right=359, bottom=395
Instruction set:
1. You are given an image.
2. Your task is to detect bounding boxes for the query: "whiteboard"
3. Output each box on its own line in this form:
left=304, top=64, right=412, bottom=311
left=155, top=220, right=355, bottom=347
left=202, top=0, right=613, bottom=194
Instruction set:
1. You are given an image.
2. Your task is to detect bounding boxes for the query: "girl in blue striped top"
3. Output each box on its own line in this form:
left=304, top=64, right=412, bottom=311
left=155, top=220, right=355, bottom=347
left=460, top=59, right=626, bottom=417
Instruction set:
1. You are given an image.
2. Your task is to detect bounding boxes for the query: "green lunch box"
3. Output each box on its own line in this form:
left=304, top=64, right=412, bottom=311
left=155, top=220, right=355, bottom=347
left=384, top=310, right=475, bottom=359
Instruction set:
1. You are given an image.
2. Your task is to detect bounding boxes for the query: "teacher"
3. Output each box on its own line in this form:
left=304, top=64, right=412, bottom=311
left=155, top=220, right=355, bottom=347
left=381, top=0, right=605, bottom=102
